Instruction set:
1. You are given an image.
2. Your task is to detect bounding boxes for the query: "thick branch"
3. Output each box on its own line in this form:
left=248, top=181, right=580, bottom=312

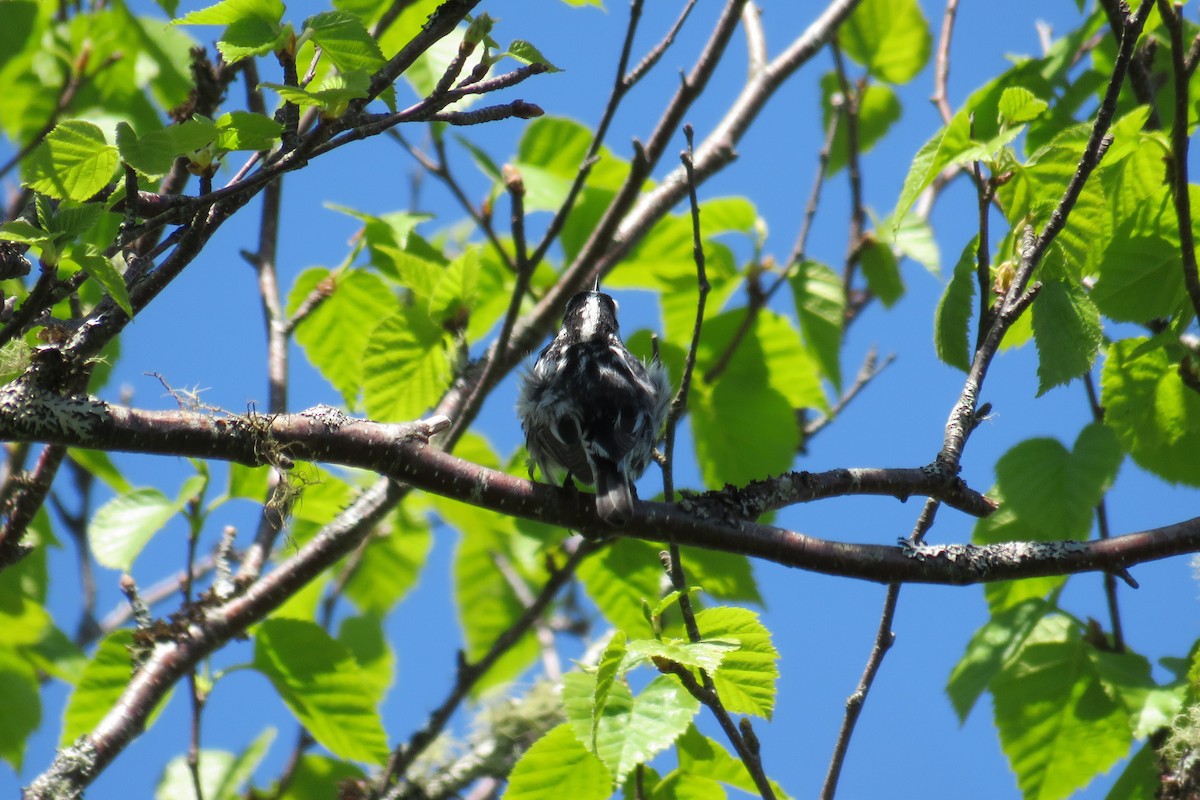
left=1, top=392, right=1194, bottom=587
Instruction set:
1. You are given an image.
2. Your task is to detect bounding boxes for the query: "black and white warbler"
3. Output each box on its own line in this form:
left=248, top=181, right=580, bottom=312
left=516, top=290, right=672, bottom=525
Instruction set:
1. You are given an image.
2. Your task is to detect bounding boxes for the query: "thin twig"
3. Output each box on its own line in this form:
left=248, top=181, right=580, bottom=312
left=803, top=349, right=896, bottom=440
left=1157, top=0, right=1200, bottom=324
left=820, top=583, right=899, bottom=800
left=830, top=40, right=867, bottom=306
left=446, top=167, right=533, bottom=444
left=930, top=0, right=960, bottom=124
left=1084, top=371, right=1125, bottom=651
left=661, top=128, right=774, bottom=800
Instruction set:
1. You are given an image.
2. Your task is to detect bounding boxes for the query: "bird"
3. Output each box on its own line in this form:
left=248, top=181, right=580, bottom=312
left=516, top=290, right=672, bottom=525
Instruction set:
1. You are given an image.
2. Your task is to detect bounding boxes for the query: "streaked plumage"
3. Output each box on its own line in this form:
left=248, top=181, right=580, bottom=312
left=516, top=291, right=671, bottom=525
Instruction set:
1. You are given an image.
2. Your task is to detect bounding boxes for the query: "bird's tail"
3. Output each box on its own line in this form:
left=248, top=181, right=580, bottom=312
left=595, top=467, right=634, bottom=525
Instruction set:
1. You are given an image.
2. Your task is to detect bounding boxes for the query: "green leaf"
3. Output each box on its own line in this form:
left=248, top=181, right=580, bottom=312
left=269, top=755, right=365, bottom=799
left=336, top=614, right=394, bottom=707
left=593, top=632, right=627, bottom=747
left=934, top=237, right=978, bottom=372
left=343, top=505, right=432, bottom=614
left=860, top=237, right=903, bottom=306
left=691, top=309, right=824, bottom=487
left=1089, top=647, right=1180, bottom=738
left=252, top=618, right=389, bottom=765
left=992, top=615, right=1132, bottom=800
left=176, top=0, right=284, bottom=25
left=993, top=424, right=1122, bottom=541
left=429, top=246, right=480, bottom=327
left=880, top=211, right=940, bottom=274
left=65, top=247, right=132, bottom=316
left=790, top=259, right=845, bottom=389
left=1091, top=228, right=1188, bottom=322
left=840, top=0, right=931, bottom=84
left=563, top=672, right=700, bottom=783
left=446, top=451, right=542, bottom=694
left=68, top=449, right=133, bottom=494
left=946, top=598, right=1051, bottom=722
left=1101, top=337, right=1200, bottom=485
left=155, top=729, right=275, bottom=800
left=362, top=307, right=453, bottom=422
left=1104, top=742, right=1162, bottom=800
left=974, top=487, right=1067, bottom=614
left=0, top=647, right=40, bottom=769
left=625, top=638, right=738, bottom=674
left=507, top=39, right=561, bottom=72
left=117, top=123, right=179, bottom=180
left=88, top=487, right=180, bottom=572
left=998, top=86, right=1049, bottom=126
left=24, top=120, right=118, bottom=202
left=305, top=10, right=386, bottom=73
left=0, top=220, right=51, bottom=246
left=24, top=624, right=88, bottom=686
left=505, top=722, right=611, bottom=800
left=1031, top=279, right=1102, bottom=396
left=691, top=380, right=797, bottom=490
left=675, top=724, right=787, bottom=798
left=578, top=538, right=669, bottom=636
left=694, top=607, right=778, bottom=718
left=892, top=110, right=971, bottom=223
left=675, top=546, right=761, bottom=605
left=289, top=267, right=397, bottom=409
left=214, top=111, right=282, bottom=151
left=61, top=630, right=172, bottom=744
left=263, top=70, right=371, bottom=117
left=820, top=75, right=902, bottom=175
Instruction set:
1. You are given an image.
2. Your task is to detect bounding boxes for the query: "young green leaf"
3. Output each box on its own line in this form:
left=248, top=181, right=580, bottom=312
left=693, top=607, right=779, bottom=719
left=945, top=598, right=1051, bottom=722
left=790, top=259, right=845, bottom=389
left=820, top=74, right=902, bottom=175
left=87, top=487, right=180, bottom=572
left=997, top=86, right=1048, bottom=126
left=336, top=614, right=395, bottom=707
left=675, top=724, right=788, bottom=799
left=1030, top=278, right=1101, bottom=396
left=24, top=120, right=118, bottom=202
left=304, top=10, right=386, bottom=73
left=506, top=39, right=561, bottom=72
left=342, top=505, right=432, bottom=615
left=859, top=237, right=904, bottom=306
left=840, top=0, right=932, bottom=84
left=1091, top=228, right=1188, bottom=323
left=991, top=616, right=1132, bottom=800
left=504, top=722, right=611, bottom=800
left=252, top=618, right=390, bottom=765
left=154, top=729, right=275, bottom=800
left=64, top=246, right=133, bottom=316
left=288, top=267, right=397, bottom=409
left=992, top=424, right=1122, bottom=542
left=1101, top=337, right=1200, bottom=485
left=563, top=671, right=700, bottom=784
left=577, top=538, right=667, bottom=636
left=625, top=638, right=739, bottom=674
left=933, top=237, right=978, bottom=372
left=361, top=307, right=453, bottom=422
left=593, top=632, right=627, bottom=748
left=214, top=111, right=282, bottom=151
left=0, top=647, right=39, bottom=770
